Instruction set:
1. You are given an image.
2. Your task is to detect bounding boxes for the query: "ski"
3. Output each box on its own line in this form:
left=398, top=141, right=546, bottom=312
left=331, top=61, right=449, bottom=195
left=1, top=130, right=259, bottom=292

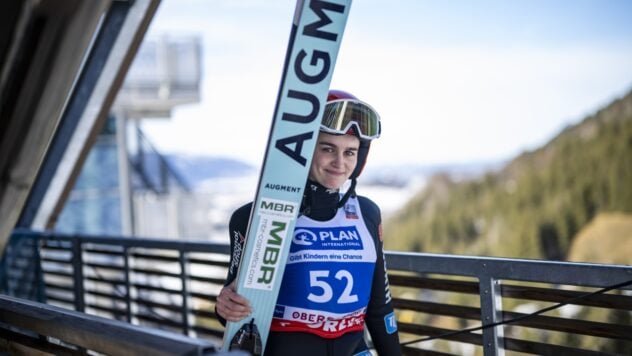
left=220, top=0, right=353, bottom=354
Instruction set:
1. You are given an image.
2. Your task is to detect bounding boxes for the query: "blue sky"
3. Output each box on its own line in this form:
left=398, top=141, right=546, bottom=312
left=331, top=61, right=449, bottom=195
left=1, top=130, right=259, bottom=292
left=139, top=0, right=632, bottom=168
left=362, top=1, right=632, bottom=45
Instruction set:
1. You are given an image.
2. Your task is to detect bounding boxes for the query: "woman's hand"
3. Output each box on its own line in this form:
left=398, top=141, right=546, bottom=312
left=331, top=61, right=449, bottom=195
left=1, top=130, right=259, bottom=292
left=216, top=281, right=252, bottom=322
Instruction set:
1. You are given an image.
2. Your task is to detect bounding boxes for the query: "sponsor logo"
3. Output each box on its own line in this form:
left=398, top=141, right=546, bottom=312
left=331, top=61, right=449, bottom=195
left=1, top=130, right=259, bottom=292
left=290, top=226, right=363, bottom=252
left=293, top=229, right=318, bottom=245
left=344, top=203, right=358, bottom=219
left=256, top=220, right=287, bottom=287
left=260, top=198, right=297, bottom=216
left=244, top=198, right=297, bottom=290
left=306, top=314, right=365, bottom=334
left=384, top=312, right=398, bottom=334
left=383, top=250, right=392, bottom=303
left=274, top=1, right=348, bottom=167
left=229, top=231, right=244, bottom=275
left=291, top=311, right=326, bottom=324
left=264, top=183, right=301, bottom=193
left=271, top=315, right=366, bottom=336
left=274, top=305, right=286, bottom=318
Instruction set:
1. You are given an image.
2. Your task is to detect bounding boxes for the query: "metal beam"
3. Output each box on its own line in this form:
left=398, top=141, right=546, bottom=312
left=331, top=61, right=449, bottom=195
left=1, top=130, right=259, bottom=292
left=0, top=0, right=111, bottom=251
left=17, top=0, right=162, bottom=235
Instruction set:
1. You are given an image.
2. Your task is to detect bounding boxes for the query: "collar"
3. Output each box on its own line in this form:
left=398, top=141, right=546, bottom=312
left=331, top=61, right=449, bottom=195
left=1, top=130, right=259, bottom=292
left=300, top=179, right=340, bottom=221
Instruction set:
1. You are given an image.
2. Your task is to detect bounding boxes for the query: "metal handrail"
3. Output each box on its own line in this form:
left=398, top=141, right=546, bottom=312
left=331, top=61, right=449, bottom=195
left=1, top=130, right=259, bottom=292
left=386, top=251, right=632, bottom=289
left=0, top=295, right=227, bottom=355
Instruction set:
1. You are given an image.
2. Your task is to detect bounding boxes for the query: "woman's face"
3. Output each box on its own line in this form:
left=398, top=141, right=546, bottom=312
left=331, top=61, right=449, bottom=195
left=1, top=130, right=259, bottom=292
left=309, top=132, right=360, bottom=190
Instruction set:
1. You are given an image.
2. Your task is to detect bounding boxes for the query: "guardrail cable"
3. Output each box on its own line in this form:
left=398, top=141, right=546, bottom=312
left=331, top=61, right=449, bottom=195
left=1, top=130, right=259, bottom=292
left=88, top=265, right=179, bottom=324
left=399, top=277, right=632, bottom=347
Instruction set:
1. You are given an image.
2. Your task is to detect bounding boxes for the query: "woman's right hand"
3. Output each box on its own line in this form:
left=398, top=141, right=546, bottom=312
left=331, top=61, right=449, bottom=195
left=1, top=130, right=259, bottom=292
left=216, top=281, right=252, bottom=322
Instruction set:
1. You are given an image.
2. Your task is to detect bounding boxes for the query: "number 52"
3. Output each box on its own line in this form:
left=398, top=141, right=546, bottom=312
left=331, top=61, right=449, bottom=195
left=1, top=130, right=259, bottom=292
left=307, top=270, right=358, bottom=304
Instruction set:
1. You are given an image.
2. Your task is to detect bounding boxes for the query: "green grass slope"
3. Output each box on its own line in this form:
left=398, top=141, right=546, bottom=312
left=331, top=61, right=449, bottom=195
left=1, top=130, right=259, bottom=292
left=567, top=212, right=632, bottom=265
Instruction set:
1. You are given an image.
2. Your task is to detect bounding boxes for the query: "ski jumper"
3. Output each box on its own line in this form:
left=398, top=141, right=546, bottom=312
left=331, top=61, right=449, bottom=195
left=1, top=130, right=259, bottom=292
left=218, top=180, right=401, bottom=355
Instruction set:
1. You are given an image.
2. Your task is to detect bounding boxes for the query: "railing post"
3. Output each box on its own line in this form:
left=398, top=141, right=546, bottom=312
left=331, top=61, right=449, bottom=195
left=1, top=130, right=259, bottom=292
left=179, top=250, right=190, bottom=336
left=479, top=272, right=504, bottom=356
left=124, top=246, right=132, bottom=323
left=72, top=238, right=85, bottom=312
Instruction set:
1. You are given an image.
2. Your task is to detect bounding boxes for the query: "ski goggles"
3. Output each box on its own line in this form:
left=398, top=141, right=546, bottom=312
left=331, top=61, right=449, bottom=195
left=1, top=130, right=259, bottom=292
left=320, top=99, right=381, bottom=140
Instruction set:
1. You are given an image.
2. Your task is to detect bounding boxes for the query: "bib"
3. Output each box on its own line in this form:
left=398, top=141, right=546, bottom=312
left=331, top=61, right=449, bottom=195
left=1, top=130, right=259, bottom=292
left=270, top=197, right=377, bottom=338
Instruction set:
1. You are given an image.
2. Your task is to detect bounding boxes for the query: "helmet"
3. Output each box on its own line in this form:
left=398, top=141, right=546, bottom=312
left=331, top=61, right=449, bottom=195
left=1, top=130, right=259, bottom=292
left=322, top=90, right=381, bottom=179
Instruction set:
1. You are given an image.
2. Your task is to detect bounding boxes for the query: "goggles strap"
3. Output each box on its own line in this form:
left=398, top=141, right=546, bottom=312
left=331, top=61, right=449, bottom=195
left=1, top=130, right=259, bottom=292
left=337, top=178, right=357, bottom=209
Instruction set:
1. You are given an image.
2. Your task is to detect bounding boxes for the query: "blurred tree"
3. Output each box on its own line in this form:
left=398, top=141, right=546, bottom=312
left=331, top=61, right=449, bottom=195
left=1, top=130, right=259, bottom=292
left=384, top=89, right=632, bottom=261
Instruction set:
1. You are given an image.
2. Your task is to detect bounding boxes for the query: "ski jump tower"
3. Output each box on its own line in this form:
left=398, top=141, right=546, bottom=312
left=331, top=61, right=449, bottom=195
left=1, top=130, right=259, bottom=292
left=111, top=36, right=201, bottom=237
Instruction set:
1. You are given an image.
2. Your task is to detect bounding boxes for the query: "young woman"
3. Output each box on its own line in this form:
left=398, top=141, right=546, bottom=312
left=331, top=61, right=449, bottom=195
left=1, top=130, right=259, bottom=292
left=216, top=90, right=401, bottom=356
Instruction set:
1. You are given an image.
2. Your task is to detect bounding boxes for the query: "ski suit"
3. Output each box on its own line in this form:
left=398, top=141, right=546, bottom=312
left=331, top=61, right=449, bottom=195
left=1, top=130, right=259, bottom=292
left=218, top=180, right=401, bottom=356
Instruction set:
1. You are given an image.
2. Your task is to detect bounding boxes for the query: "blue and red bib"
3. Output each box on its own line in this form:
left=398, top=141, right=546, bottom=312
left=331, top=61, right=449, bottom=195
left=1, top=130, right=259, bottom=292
left=270, top=197, right=377, bottom=338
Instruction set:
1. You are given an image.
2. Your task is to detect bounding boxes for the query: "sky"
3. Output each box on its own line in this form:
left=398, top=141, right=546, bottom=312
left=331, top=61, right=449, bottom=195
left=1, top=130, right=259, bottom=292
left=138, top=0, right=632, bottom=169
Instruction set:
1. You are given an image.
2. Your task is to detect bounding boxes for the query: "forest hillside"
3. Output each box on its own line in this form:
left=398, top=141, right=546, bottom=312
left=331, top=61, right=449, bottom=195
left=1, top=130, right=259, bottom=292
left=384, top=89, right=632, bottom=263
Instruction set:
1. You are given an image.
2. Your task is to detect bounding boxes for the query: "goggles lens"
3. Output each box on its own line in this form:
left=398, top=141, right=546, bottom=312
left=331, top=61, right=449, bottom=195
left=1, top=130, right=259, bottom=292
left=321, top=99, right=381, bottom=140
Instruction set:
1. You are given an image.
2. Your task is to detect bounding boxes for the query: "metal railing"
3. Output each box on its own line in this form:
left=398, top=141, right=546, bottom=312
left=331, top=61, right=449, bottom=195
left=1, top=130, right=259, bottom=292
left=386, top=252, right=632, bottom=355
left=2, top=229, right=631, bottom=355
left=0, top=294, right=229, bottom=356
